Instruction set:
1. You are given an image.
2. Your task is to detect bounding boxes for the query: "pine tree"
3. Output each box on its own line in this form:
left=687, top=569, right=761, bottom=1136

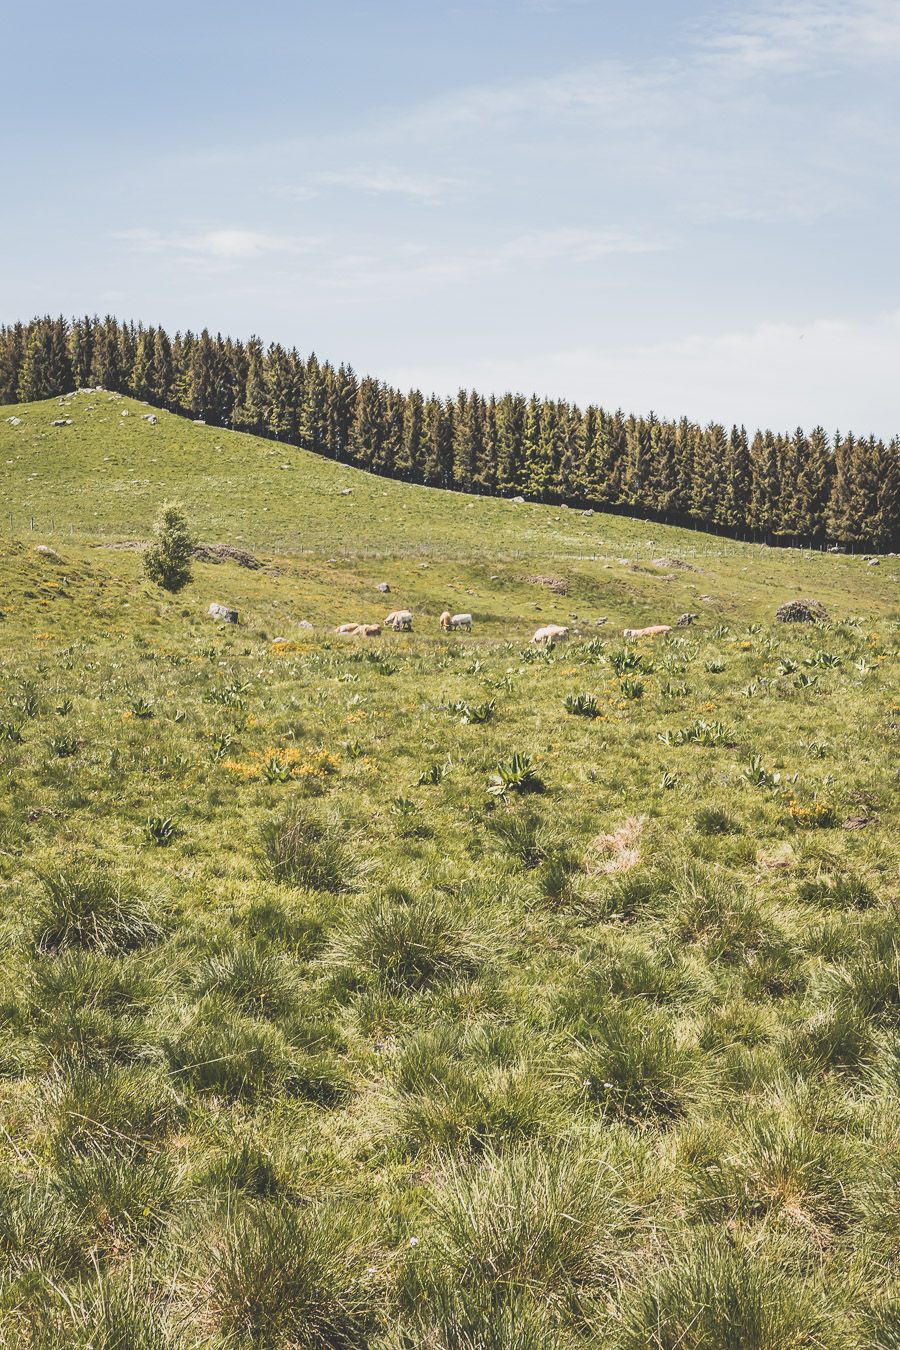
left=151, top=328, right=173, bottom=406
left=17, top=318, right=72, bottom=401
left=67, top=317, right=94, bottom=389
left=0, top=323, right=25, bottom=404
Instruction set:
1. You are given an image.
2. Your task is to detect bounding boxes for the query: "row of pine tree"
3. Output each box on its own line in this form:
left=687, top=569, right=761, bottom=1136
left=1, top=315, right=897, bottom=549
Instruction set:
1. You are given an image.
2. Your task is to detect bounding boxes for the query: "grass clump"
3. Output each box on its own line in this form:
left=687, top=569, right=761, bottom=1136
left=257, top=803, right=360, bottom=892
left=204, top=1198, right=377, bottom=1348
left=32, top=866, right=164, bottom=955
left=615, top=1234, right=834, bottom=1349
left=573, top=1003, right=704, bottom=1125
left=334, top=895, right=482, bottom=993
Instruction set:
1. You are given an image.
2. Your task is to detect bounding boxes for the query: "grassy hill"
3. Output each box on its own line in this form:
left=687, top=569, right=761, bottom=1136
left=0, top=391, right=898, bottom=1346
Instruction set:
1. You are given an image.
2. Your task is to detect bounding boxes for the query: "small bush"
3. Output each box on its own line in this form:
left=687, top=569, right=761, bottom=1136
left=143, top=502, right=196, bottom=593
left=32, top=866, right=164, bottom=955
left=257, top=804, right=359, bottom=892
left=205, top=1198, right=376, bottom=1347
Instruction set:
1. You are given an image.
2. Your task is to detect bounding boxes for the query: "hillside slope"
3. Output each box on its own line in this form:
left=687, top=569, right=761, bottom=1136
left=1, top=389, right=897, bottom=632
left=0, top=393, right=898, bottom=1345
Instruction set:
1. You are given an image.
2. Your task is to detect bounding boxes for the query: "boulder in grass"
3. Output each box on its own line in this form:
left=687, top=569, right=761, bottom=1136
left=377, top=582, right=391, bottom=593
left=209, top=603, right=238, bottom=623
left=776, top=599, right=828, bottom=623
left=297, top=620, right=314, bottom=630
left=51, top=418, right=73, bottom=427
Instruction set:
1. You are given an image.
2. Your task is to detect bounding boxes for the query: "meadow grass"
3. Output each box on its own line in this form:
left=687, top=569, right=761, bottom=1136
left=0, top=393, right=897, bottom=1345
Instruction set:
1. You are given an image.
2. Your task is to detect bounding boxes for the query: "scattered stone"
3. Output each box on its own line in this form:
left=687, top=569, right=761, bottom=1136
left=51, top=418, right=73, bottom=427
left=193, top=543, right=263, bottom=570
left=526, top=574, right=568, bottom=596
left=595, top=617, right=608, bottom=626
left=208, top=603, right=238, bottom=623
left=582, top=509, right=594, bottom=516
left=297, top=620, right=314, bottom=630
left=142, top=413, right=158, bottom=424
left=776, top=599, right=828, bottom=623
left=653, top=557, right=696, bottom=571
left=511, top=496, right=525, bottom=504
left=376, top=582, right=391, bottom=593
left=7, top=416, right=22, bottom=426
left=120, top=409, right=130, bottom=417
left=699, top=594, right=715, bottom=604
left=675, top=612, right=700, bottom=627
left=867, top=558, right=881, bottom=566
left=340, top=488, right=353, bottom=496
left=35, top=545, right=60, bottom=559
left=193, top=419, right=206, bottom=425
left=843, top=815, right=876, bottom=830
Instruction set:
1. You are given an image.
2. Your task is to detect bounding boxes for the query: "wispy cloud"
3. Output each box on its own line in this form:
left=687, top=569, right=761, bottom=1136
left=700, top=0, right=900, bottom=75
left=311, top=167, right=463, bottom=204
left=113, top=226, right=321, bottom=267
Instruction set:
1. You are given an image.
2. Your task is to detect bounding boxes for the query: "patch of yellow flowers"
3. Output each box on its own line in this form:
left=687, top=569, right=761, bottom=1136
left=225, top=746, right=339, bottom=783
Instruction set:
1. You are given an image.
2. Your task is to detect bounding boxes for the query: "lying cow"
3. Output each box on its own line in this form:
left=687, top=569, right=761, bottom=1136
left=531, top=624, right=570, bottom=644
left=623, top=624, right=671, bottom=639
left=336, top=623, right=381, bottom=636
left=385, top=609, right=413, bottom=631
left=440, top=611, right=473, bottom=631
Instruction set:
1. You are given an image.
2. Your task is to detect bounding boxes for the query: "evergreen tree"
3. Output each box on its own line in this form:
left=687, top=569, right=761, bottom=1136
left=143, top=502, right=196, bottom=592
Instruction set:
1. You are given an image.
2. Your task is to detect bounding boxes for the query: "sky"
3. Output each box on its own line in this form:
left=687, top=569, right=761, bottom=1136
left=2, top=0, right=899, bottom=436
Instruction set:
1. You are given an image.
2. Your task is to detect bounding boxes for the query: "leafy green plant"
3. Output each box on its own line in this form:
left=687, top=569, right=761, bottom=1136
left=564, top=692, right=599, bottom=718
left=49, top=734, right=79, bottom=757
left=488, top=751, right=544, bottom=799
left=417, top=758, right=453, bottom=786
left=129, top=696, right=155, bottom=720
left=619, top=678, right=644, bottom=700
left=144, top=815, right=177, bottom=847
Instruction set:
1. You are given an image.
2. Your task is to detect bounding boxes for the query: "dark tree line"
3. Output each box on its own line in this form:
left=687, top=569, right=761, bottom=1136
left=1, top=314, right=897, bottom=549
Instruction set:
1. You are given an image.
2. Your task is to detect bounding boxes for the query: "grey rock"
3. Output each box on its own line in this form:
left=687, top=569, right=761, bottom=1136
left=142, top=414, right=158, bottom=424
left=511, top=496, right=525, bottom=504
left=208, top=603, right=238, bottom=623
left=377, top=582, right=391, bottom=593
left=675, top=612, right=700, bottom=627
left=297, top=620, right=314, bottom=630
left=7, top=416, right=22, bottom=426
left=776, top=599, right=828, bottom=623
left=51, top=418, right=73, bottom=427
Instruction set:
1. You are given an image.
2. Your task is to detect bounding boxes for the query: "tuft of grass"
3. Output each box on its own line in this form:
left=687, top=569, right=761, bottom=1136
left=333, top=896, right=482, bottom=992
left=204, top=1199, right=376, bottom=1348
left=615, top=1234, right=834, bottom=1350
left=257, top=803, right=360, bottom=892
left=32, top=866, right=164, bottom=955
left=572, top=1003, right=705, bottom=1125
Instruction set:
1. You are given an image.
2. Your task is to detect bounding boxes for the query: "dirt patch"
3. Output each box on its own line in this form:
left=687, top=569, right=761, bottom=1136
left=584, top=816, right=645, bottom=875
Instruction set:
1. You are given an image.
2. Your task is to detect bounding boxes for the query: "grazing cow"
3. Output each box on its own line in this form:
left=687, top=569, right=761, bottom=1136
left=336, top=623, right=381, bottom=636
left=441, top=611, right=473, bottom=631
left=623, top=624, right=671, bottom=639
left=385, top=609, right=413, bottom=631
left=531, top=624, right=570, bottom=644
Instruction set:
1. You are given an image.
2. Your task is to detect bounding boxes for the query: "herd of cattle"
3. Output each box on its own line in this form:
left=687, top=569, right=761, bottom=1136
left=333, top=611, right=676, bottom=642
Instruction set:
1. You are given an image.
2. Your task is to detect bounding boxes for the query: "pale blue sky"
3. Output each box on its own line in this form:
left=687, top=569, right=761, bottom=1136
left=3, top=0, right=898, bottom=434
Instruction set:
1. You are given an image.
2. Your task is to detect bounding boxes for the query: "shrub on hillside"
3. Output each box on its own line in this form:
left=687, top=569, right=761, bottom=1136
left=143, top=502, right=196, bottom=593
